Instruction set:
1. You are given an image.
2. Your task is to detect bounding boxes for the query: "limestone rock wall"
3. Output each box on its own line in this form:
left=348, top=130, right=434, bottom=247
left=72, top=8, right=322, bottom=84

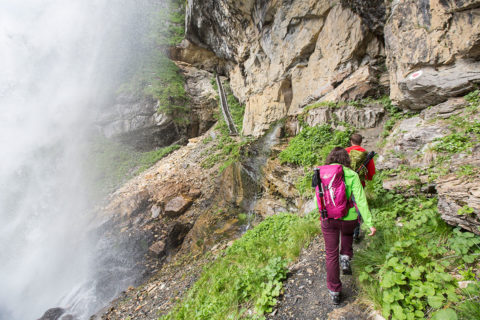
left=186, top=0, right=386, bottom=136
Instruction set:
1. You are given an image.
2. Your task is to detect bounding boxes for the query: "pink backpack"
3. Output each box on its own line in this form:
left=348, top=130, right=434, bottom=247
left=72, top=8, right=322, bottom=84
left=312, top=165, right=349, bottom=220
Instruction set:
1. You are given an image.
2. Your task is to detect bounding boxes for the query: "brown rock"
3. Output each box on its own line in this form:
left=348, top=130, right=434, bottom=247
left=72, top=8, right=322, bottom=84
left=170, top=39, right=226, bottom=72
left=164, top=196, right=193, bottom=218
left=149, top=240, right=166, bottom=256
left=319, top=66, right=380, bottom=103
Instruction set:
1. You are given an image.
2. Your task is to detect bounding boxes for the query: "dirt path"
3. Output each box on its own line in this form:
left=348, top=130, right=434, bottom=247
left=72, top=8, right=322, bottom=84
left=267, top=236, right=373, bottom=320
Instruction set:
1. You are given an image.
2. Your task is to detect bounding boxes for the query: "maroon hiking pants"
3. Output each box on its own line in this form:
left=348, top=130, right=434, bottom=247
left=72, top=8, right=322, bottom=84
left=321, top=219, right=359, bottom=292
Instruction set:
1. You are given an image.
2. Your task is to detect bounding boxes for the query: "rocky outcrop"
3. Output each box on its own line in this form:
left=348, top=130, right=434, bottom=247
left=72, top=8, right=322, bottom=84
left=304, top=103, right=385, bottom=131
left=186, top=1, right=386, bottom=136
left=96, top=63, right=217, bottom=150
left=436, top=153, right=480, bottom=235
left=385, top=0, right=480, bottom=109
left=378, top=115, right=449, bottom=170
left=170, top=39, right=227, bottom=73
left=95, top=94, right=179, bottom=150
left=178, top=63, right=218, bottom=138
left=420, top=97, right=467, bottom=121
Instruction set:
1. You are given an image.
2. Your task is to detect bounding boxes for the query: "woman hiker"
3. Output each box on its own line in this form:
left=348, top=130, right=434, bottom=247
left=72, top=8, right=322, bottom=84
left=316, top=147, right=376, bottom=304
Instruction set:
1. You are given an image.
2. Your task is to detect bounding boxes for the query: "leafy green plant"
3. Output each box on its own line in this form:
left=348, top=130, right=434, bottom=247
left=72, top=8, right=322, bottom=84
left=162, top=213, right=320, bottom=320
left=432, top=132, right=472, bottom=154
left=279, top=124, right=353, bottom=167
left=356, top=173, right=480, bottom=319
left=278, top=124, right=353, bottom=196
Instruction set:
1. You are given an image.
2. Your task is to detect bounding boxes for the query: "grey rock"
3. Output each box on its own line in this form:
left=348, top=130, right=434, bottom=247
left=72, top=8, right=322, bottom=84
left=304, top=103, right=385, bottom=129
left=436, top=155, right=480, bottom=235
left=397, top=61, right=480, bottom=110
left=378, top=116, right=448, bottom=169
left=385, top=0, right=480, bottom=110
left=151, top=205, right=161, bottom=219
left=420, top=98, right=468, bottom=121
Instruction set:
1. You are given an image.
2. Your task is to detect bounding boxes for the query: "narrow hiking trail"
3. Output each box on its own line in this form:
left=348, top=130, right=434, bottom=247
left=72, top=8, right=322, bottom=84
left=267, top=236, right=375, bottom=320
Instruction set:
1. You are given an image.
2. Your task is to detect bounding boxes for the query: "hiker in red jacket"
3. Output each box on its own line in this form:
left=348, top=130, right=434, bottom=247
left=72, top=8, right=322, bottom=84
left=345, top=133, right=375, bottom=242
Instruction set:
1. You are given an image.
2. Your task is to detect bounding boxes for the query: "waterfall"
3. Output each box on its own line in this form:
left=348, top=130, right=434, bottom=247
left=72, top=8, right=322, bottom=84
left=0, top=1, right=161, bottom=319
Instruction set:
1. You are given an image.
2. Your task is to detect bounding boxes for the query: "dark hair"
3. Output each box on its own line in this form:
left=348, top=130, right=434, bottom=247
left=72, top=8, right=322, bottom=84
left=325, top=147, right=351, bottom=168
left=350, top=133, right=363, bottom=145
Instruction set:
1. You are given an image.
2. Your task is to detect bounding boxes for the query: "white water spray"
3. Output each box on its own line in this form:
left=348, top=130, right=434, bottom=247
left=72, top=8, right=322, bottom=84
left=0, top=1, right=159, bottom=319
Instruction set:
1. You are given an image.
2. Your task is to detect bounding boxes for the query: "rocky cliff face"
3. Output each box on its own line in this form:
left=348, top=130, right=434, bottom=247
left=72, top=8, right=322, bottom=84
left=186, top=0, right=387, bottom=136
left=183, top=0, right=480, bottom=232
left=186, top=0, right=480, bottom=136
left=95, top=62, right=218, bottom=151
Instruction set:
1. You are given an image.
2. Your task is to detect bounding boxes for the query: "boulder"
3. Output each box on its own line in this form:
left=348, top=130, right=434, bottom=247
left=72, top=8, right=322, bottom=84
left=385, top=0, right=480, bottom=109
left=437, top=174, right=480, bottom=235
left=396, top=61, right=480, bottom=110
left=164, top=196, right=193, bottom=218
left=149, top=240, right=166, bottom=257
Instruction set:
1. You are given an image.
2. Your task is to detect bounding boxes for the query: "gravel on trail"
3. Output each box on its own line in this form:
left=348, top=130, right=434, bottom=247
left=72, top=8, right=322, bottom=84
left=266, top=236, right=375, bottom=320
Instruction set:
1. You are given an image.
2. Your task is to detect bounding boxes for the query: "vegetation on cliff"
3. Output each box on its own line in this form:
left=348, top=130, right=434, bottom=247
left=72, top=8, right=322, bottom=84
left=119, top=0, right=188, bottom=125
left=279, top=124, right=354, bottom=195
left=201, top=82, right=248, bottom=173
left=355, top=172, right=480, bottom=319
left=162, top=213, right=320, bottom=320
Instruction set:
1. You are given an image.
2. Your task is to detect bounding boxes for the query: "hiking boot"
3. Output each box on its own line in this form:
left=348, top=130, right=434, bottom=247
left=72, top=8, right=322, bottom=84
left=328, top=290, right=341, bottom=305
left=340, top=255, right=352, bottom=275
left=353, top=226, right=361, bottom=243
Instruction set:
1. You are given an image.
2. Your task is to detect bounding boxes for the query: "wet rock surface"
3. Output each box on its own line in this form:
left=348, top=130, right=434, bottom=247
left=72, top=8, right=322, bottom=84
left=95, top=62, right=217, bottom=150
left=38, top=308, right=66, bottom=320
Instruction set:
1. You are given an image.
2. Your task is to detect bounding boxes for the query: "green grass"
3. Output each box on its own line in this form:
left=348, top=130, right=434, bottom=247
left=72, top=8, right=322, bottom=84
left=161, top=212, right=321, bottom=320
left=279, top=124, right=353, bottom=167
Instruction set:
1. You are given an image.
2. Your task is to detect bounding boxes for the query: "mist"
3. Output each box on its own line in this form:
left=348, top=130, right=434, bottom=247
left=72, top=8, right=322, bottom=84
left=0, top=0, right=161, bottom=319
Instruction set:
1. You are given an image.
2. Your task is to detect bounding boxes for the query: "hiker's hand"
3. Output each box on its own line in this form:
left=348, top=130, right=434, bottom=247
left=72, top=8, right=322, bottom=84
left=368, top=227, right=376, bottom=236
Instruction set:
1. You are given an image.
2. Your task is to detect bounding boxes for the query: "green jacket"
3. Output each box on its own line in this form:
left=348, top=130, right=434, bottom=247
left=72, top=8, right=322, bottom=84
left=316, top=164, right=374, bottom=228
